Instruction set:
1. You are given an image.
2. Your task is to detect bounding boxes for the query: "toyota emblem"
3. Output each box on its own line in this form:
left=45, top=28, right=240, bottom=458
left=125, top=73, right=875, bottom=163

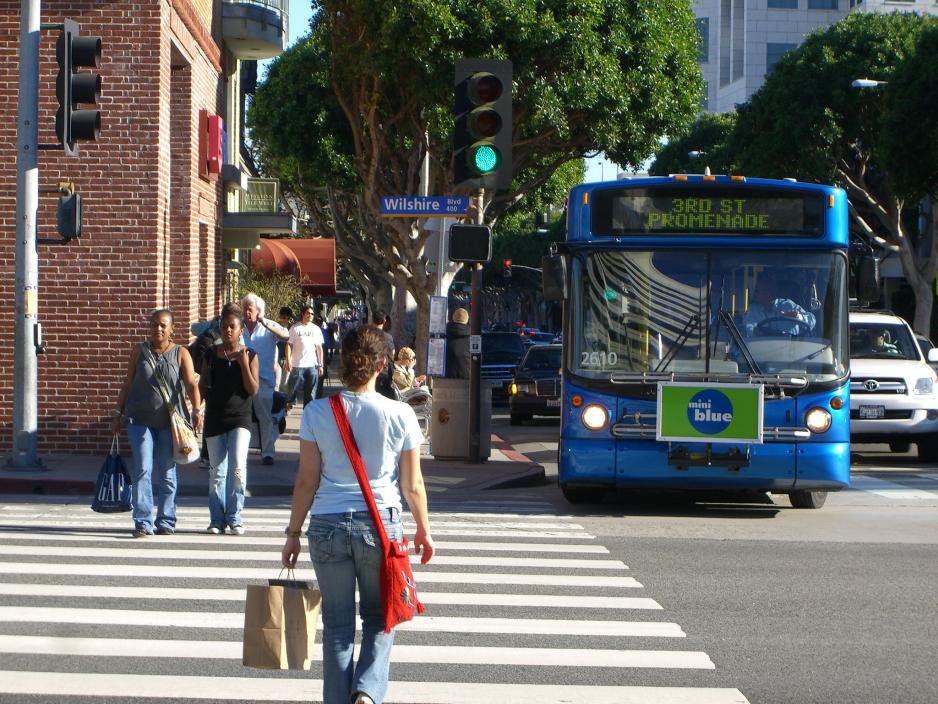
left=864, top=379, right=879, bottom=391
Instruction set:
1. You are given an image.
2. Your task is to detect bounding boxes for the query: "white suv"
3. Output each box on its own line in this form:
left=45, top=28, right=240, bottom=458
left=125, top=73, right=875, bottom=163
left=849, top=311, right=938, bottom=461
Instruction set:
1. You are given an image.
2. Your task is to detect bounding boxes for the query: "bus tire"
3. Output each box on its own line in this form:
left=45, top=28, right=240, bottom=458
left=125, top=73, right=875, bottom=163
left=561, top=484, right=605, bottom=504
left=789, top=490, right=827, bottom=509
left=917, top=438, right=938, bottom=463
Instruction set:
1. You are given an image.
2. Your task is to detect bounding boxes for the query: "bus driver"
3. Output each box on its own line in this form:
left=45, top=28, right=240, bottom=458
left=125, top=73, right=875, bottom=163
left=743, top=275, right=816, bottom=336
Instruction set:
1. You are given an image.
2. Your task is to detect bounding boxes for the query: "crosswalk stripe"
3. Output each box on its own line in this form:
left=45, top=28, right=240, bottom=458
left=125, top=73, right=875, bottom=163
left=0, top=635, right=712, bottom=668
left=0, top=544, right=626, bottom=569
left=0, top=671, right=751, bottom=704
left=0, top=532, right=609, bottom=553
left=0, top=522, right=595, bottom=539
left=847, top=475, right=938, bottom=500
left=0, top=562, right=641, bottom=587
left=0, top=583, right=662, bottom=609
left=0, top=607, right=680, bottom=637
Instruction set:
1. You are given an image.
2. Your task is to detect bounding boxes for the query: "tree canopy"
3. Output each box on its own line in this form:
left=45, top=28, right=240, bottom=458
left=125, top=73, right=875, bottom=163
left=648, top=113, right=736, bottom=176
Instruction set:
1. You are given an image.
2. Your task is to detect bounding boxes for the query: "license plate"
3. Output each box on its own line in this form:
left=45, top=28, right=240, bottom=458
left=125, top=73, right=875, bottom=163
left=858, top=405, right=885, bottom=419
left=546, top=398, right=561, bottom=408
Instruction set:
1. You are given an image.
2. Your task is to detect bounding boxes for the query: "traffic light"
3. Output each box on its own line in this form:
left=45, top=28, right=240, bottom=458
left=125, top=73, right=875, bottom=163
left=503, top=258, right=512, bottom=278
left=57, top=190, right=82, bottom=241
left=55, top=19, right=102, bottom=156
left=454, top=58, right=512, bottom=190
left=448, top=223, right=492, bottom=264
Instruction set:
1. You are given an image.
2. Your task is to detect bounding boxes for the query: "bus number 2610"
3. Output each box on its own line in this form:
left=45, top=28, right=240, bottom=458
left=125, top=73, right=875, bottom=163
left=581, top=351, right=618, bottom=367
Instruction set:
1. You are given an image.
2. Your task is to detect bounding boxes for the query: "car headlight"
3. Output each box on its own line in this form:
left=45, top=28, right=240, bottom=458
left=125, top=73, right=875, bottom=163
left=805, top=407, right=832, bottom=434
left=580, top=404, right=609, bottom=432
left=914, top=377, right=934, bottom=395
left=509, top=383, right=518, bottom=396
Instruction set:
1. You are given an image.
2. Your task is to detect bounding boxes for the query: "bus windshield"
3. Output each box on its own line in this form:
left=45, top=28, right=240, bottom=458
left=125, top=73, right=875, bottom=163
left=571, top=249, right=848, bottom=383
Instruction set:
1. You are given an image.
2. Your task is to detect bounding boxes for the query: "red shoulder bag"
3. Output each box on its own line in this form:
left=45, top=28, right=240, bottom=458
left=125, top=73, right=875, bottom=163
left=329, top=394, right=425, bottom=633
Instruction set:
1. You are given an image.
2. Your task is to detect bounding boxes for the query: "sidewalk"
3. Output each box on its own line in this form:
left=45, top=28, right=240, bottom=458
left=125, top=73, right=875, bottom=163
left=0, top=374, right=546, bottom=498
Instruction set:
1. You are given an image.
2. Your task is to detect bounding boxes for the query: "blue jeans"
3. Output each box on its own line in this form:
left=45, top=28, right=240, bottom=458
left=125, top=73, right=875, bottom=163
left=205, top=427, right=251, bottom=528
left=126, top=422, right=176, bottom=532
left=308, top=509, right=403, bottom=704
left=287, top=366, right=319, bottom=407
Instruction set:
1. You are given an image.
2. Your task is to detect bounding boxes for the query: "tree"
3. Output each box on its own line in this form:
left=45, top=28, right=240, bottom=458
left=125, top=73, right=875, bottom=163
left=731, top=12, right=938, bottom=333
left=251, top=0, right=703, bottom=363
left=649, top=113, right=736, bottom=176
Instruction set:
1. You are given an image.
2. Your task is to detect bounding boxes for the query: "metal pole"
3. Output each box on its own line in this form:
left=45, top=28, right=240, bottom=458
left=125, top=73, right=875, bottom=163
left=468, top=189, right=484, bottom=463
left=11, top=0, right=41, bottom=468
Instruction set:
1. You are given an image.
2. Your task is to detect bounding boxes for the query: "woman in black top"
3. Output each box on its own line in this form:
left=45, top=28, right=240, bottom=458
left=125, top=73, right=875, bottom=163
left=199, top=307, right=259, bottom=535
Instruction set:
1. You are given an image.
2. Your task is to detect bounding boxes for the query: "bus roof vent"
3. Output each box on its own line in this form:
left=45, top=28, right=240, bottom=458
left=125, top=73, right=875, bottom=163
left=704, top=166, right=712, bottom=176
left=783, top=177, right=797, bottom=182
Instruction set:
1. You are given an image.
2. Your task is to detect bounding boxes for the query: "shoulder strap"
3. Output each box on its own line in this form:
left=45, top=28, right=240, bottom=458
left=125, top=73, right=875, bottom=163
left=329, top=394, right=390, bottom=549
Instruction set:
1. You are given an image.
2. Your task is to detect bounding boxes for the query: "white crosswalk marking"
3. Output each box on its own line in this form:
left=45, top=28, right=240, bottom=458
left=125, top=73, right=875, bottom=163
left=0, top=499, right=749, bottom=703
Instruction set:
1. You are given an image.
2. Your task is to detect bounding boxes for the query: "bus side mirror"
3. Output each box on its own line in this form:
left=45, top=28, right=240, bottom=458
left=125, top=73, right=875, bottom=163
left=541, top=254, right=567, bottom=301
left=857, top=256, right=881, bottom=304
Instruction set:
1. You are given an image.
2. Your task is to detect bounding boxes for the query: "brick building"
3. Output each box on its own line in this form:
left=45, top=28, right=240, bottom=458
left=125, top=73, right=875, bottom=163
left=0, top=0, right=291, bottom=456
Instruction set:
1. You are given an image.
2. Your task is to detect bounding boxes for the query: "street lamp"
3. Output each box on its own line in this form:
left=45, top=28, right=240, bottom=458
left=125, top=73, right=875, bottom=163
left=851, top=78, right=887, bottom=89
left=688, top=150, right=707, bottom=159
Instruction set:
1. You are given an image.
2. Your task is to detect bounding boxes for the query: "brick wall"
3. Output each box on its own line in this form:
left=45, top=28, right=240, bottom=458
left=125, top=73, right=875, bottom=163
left=0, top=0, right=224, bottom=454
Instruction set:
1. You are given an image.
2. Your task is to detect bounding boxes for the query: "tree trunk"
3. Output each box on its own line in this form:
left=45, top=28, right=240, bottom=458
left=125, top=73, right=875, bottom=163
left=912, top=277, right=934, bottom=337
left=366, top=281, right=393, bottom=322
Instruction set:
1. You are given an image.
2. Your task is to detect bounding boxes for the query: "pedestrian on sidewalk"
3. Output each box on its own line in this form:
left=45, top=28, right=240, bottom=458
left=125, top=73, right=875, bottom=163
left=242, top=293, right=289, bottom=465
left=445, top=308, right=470, bottom=379
left=111, top=309, right=203, bottom=538
left=284, top=305, right=324, bottom=408
left=370, top=310, right=398, bottom=401
left=276, top=306, right=294, bottom=395
left=282, top=324, right=434, bottom=704
left=200, top=306, right=259, bottom=536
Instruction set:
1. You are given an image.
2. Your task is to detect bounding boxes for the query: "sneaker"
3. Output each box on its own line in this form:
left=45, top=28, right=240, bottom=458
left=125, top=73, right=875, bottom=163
left=353, top=693, right=375, bottom=704
left=155, top=527, right=174, bottom=536
left=229, top=524, right=245, bottom=536
left=262, top=456, right=274, bottom=465
left=132, top=527, right=152, bottom=538
left=207, top=525, right=223, bottom=535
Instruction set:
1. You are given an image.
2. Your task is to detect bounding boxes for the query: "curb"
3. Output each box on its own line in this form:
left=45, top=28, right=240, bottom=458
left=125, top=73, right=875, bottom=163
left=0, top=478, right=94, bottom=496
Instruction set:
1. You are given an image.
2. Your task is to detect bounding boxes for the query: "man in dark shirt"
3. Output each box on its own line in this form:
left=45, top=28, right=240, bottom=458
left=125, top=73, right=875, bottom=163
left=371, top=310, right=398, bottom=399
left=445, top=308, right=471, bottom=379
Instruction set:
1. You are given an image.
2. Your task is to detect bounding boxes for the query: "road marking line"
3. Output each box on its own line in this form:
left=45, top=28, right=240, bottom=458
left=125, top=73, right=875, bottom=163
left=0, top=607, right=678, bottom=637
left=0, top=583, right=660, bottom=609
left=847, top=475, right=938, bottom=500
left=0, top=563, right=641, bottom=587
left=0, top=545, right=625, bottom=569
left=0, top=671, right=750, bottom=703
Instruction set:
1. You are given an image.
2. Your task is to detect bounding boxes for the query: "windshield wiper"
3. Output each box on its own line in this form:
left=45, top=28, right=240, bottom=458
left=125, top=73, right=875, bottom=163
left=719, top=310, right=764, bottom=376
left=654, top=314, right=699, bottom=372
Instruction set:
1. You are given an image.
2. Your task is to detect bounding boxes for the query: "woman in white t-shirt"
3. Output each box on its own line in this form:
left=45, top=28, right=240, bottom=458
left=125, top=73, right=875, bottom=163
left=284, top=305, right=324, bottom=408
left=282, top=324, right=434, bottom=704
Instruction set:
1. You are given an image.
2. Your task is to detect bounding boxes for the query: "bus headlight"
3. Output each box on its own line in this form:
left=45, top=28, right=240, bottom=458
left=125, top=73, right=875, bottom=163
left=805, top=407, right=832, bottom=434
left=914, top=377, right=934, bottom=395
left=581, top=404, right=609, bottom=432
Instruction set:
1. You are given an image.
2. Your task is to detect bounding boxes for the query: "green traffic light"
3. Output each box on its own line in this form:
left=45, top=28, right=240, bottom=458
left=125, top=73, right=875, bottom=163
left=470, top=144, right=500, bottom=174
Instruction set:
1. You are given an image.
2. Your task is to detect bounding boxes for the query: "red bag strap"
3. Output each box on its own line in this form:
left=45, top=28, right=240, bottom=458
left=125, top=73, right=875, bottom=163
left=329, top=394, right=390, bottom=549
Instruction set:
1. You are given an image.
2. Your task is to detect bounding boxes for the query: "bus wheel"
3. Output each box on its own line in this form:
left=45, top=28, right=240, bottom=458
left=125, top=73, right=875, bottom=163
left=561, top=485, right=605, bottom=504
left=789, top=490, right=827, bottom=509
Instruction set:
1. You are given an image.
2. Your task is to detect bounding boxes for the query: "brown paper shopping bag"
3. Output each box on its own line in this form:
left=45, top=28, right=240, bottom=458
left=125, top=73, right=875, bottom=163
left=242, top=580, right=321, bottom=670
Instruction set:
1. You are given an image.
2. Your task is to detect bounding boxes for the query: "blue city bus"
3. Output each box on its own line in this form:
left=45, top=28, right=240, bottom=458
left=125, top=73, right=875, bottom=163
left=542, top=174, right=853, bottom=508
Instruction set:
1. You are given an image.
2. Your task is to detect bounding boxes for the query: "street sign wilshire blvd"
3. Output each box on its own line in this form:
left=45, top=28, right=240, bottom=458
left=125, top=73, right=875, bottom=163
left=657, top=383, right=763, bottom=443
left=380, top=196, right=469, bottom=217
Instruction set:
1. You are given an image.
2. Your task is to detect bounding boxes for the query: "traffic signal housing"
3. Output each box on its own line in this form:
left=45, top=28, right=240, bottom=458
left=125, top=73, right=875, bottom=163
left=56, top=19, right=102, bottom=156
left=57, top=190, right=82, bottom=241
left=454, top=58, right=512, bottom=190
left=503, top=258, right=512, bottom=278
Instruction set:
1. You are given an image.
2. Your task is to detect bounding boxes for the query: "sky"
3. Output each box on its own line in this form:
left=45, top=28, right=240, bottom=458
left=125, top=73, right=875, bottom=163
left=283, top=1, right=622, bottom=184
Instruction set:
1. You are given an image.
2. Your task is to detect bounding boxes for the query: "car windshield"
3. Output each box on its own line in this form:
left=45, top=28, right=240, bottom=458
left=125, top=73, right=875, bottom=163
left=482, top=333, right=525, bottom=363
left=850, top=322, right=920, bottom=360
left=520, top=346, right=562, bottom=371
left=570, top=249, right=848, bottom=383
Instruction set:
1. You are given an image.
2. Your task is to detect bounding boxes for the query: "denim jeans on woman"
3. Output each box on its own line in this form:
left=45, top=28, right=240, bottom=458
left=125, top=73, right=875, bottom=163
left=307, top=508, right=403, bottom=704
left=126, top=422, right=176, bottom=533
left=205, top=427, right=251, bottom=529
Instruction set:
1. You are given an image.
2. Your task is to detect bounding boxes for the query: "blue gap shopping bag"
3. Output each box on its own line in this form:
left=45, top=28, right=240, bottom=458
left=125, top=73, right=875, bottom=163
left=91, top=434, right=133, bottom=513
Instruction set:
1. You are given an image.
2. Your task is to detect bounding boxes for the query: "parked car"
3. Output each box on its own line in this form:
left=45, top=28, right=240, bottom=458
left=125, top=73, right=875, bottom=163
left=528, top=332, right=556, bottom=345
left=509, top=344, right=562, bottom=424
left=481, top=332, right=528, bottom=399
left=849, top=311, right=938, bottom=460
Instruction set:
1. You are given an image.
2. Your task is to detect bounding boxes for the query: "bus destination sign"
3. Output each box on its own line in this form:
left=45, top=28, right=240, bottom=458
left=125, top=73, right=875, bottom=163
left=593, top=188, right=824, bottom=236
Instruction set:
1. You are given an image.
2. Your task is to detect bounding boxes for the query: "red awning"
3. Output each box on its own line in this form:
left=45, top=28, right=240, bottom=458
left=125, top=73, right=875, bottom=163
left=254, top=238, right=337, bottom=297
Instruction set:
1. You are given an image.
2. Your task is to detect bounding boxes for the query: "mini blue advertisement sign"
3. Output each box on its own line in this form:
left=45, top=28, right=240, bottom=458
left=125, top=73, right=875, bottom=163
left=380, top=196, right=470, bottom=217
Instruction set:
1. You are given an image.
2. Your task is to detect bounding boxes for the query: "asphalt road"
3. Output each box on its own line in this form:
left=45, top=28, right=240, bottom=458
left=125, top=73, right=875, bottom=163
left=497, top=410, right=938, bottom=704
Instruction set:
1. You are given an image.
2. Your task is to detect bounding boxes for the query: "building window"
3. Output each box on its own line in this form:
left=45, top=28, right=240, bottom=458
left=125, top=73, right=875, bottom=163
left=720, top=0, right=731, bottom=85
left=768, top=0, right=798, bottom=8
left=808, top=0, right=837, bottom=7
left=697, top=18, right=710, bottom=63
left=732, top=0, right=744, bottom=81
left=766, top=43, right=798, bottom=73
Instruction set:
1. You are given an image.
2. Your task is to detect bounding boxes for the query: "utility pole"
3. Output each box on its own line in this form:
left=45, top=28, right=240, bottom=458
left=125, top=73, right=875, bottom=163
left=11, top=0, right=42, bottom=468
left=468, top=189, right=484, bottom=463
